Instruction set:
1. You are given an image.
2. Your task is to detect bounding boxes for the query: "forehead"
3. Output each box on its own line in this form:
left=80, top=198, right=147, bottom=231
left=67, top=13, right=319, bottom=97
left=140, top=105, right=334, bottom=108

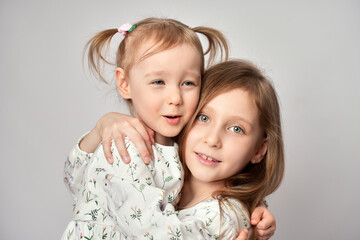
left=204, top=88, right=259, bottom=123
left=134, top=38, right=200, bottom=63
left=130, top=40, right=202, bottom=76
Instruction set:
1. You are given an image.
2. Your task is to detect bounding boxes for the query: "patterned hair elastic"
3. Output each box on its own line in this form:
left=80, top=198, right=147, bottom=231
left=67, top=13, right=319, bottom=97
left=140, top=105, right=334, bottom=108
left=118, top=23, right=136, bottom=36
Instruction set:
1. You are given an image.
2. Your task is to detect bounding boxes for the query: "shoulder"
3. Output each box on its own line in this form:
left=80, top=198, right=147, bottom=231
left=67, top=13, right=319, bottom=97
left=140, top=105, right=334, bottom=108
left=67, top=132, right=94, bottom=166
left=153, top=142, right=179, bottom=156
left=152, top=141, right=182, bottom=172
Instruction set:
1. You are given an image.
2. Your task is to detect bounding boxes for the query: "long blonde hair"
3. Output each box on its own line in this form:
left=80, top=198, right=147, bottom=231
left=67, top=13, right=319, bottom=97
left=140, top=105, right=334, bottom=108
left=85, top=17, right=229, bottom=83
left=180, top=60, right=285, bottom=213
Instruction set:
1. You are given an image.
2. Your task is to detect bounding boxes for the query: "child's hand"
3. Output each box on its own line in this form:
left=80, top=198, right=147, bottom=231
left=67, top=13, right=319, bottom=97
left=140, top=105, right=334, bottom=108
left=251, top=205, right=276, bottom=240
left=98, top=112, right=155, bottom=164
left=80, top=112, right=155, bottom=164
left=234, top=229, right=248, bottom=240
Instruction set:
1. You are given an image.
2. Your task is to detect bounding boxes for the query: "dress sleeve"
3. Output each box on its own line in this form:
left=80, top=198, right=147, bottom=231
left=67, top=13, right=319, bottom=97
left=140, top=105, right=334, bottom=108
left=177, top=199, right=250, bottom=239
left=206, top=199, right=251, bottom=239
left=63, top=133, right=93, bottom=200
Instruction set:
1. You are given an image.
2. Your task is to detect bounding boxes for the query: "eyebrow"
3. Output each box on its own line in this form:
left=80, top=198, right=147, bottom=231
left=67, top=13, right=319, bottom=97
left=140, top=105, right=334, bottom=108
left=145, top=71, right=200, bottom=79
left=202, top=105, right=254, bottom=128
left=186, top=71, right=201, bottom=79
left=144, top=71, right=166, bottom=78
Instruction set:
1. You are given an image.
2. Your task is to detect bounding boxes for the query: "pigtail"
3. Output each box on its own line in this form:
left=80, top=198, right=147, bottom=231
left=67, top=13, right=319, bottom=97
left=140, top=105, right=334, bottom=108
left=84, top=28, right=118, bottom=83
left=193, top=27, right=229, bottom=67
left=82, top=19, right=229, bottom=84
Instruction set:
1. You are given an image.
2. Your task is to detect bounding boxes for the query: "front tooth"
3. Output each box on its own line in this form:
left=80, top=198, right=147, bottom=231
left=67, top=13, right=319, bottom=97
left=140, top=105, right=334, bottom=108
left=201, top=154, right=213, bottom=162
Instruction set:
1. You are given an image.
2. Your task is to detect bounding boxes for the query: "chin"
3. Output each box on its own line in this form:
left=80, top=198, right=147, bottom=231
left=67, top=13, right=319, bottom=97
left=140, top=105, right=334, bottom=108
left=160, top=129, right=182, bottom=138
left=189, top=170, right=217, bottom=183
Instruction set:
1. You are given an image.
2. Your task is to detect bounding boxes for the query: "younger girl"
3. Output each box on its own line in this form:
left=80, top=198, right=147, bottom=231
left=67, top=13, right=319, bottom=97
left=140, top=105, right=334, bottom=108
left=80, top=59, right=284, bottom=239
left=62, top=17, right=230, bottom=239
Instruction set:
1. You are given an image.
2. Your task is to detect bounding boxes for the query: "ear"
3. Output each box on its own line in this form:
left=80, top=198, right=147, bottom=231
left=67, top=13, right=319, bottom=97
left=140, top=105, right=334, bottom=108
left=115, top=67, right=131, bottom=99
left=251, top=138, right=268, bottom=164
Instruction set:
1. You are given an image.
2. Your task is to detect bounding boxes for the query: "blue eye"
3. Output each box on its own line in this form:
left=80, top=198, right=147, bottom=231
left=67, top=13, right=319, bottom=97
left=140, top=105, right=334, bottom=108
left=152, top=80, right=165, bottom=85
left=197, top=114, right=209, bottom=122
left=183, top=81, right=195, bottom=86
left=229, top=126, right=243, bottom=134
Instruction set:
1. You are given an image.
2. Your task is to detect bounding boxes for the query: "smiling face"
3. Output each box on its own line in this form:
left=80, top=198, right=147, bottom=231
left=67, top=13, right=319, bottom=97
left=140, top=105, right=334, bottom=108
left=184, top=88, right=268, bottom=186
left=117, top=41, right=202, bottom=145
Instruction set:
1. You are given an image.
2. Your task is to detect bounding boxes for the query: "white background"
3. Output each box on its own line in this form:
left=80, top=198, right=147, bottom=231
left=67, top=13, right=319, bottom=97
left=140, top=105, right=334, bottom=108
left=1, top=0, right=359, bottom=239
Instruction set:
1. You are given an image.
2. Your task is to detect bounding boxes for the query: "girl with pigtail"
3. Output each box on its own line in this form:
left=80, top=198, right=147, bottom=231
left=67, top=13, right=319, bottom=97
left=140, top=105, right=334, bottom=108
left=62, top=18, right=276, bottom=240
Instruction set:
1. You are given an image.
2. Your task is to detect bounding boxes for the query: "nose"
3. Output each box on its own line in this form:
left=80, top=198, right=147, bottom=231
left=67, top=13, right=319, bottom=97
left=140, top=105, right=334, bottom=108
left=167, top=86, right=182, bottom=106
left=203, top=126, right=222, bottom=148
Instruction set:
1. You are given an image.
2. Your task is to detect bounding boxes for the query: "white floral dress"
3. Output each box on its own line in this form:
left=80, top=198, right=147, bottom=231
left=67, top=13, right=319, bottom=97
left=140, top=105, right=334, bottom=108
left=62, top=135, right=250, bottom=239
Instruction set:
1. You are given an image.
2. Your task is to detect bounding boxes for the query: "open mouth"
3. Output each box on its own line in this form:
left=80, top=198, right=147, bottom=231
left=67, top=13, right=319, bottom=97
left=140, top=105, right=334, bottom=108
left=163, top=115, right=181, bottom=124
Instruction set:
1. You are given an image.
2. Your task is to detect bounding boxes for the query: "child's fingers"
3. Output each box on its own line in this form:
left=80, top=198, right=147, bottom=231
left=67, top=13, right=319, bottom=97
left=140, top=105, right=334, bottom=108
left=250, top=206, right=264, bottom=226
left=234, top=229, right=248, bottom=240
left=251, top=205, right=276, bottom=239
left=255, top=211, right=276, bottom=230
left=98, top=113, right=153, bottom=164
left=113, top=136, right=131, bottom=164
left=128, top=118, right=154, bottom=160
left=129, top=130, right=152, bottom=164
left=116, top=122, right=152, bottom=164
left=254, top=228, right=275, bottom=240
left=102, top=137, right=114, bottom=164
left=253, top=213, right=276, bottom=239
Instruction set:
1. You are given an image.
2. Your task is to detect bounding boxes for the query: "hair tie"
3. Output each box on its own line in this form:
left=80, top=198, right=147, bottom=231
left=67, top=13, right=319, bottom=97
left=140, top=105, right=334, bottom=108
left=118, top=23, right=136, bottom=36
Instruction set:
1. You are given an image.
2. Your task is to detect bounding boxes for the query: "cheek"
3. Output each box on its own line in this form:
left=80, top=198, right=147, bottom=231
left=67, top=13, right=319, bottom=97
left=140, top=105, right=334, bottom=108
left=226, top=157, right=250, bottom=177
left=226, top=144, right=253, bottom=170
left=184, top=132, right=195, bottom=149
left=185, top=91, right=200, bottom=115
left=184, top=126, right=199, bottom=148
left=132, top=96, right=159, bottom=116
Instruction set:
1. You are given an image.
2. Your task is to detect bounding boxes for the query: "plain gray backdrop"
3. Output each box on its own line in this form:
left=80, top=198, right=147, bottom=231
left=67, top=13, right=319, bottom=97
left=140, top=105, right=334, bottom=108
left=1, top=0, right=359, bottom=239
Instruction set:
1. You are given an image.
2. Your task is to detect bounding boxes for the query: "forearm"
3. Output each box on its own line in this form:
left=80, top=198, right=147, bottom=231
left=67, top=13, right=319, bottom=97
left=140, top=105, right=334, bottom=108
left=78, top=127, right=102, bottom=153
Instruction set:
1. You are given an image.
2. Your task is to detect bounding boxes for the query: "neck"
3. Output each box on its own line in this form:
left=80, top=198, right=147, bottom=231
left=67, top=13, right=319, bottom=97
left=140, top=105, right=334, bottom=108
left=132, top=112, right=173, bottom=146
left=178, top=174, right=225, bottom=209
left=154, top=133, right=174, bottom=146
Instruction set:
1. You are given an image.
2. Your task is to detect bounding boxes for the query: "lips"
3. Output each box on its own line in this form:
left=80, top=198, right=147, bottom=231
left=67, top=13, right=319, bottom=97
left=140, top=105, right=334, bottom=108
left=163, top=115, right=181, bottom=125
left=195, top=152, right=221, bottom=166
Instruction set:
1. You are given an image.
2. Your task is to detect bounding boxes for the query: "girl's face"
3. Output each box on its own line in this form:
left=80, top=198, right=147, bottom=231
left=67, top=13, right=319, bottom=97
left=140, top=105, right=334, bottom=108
left=184, top=88, right=268, bottom=185
left=117, top=41, right=202, bottom=145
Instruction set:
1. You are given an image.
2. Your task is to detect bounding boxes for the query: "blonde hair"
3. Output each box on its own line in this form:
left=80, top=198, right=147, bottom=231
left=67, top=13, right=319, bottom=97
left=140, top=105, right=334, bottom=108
left=180, top=60, right=285, bottom=214
left=85, top=17, right=229, bottom=83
